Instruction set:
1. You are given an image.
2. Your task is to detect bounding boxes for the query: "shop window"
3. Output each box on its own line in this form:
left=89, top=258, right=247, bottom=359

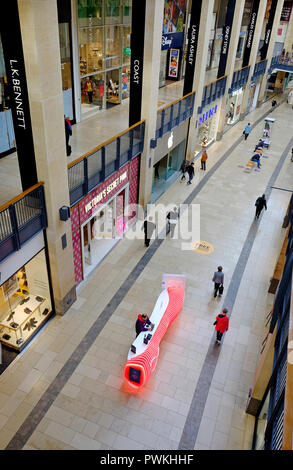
left=0, top=250, right=52, bottom=351
left=105, top=25, right=121, bottom=69
left=122, top=25, right=131, bottom=66
left=81, top=73, right=106, bottom=112
left=78, top=0, right=103, bottom=27
left=123, top=0, right=132, bottom=24
left=105, top=0, right=122, bottom=24
left=79, top=26, right=104, bottom=75
left=122, top=66, right=130, bottom=99
left=254, top=391, right=271, bottom=450
left=106, top=68, right=120, bottom=106
left=59, top=22, right=74, bottom=120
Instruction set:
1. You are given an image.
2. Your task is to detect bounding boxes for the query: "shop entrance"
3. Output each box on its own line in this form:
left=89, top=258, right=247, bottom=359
left=152, top=140, right=185, bottom=202
left=81, top=188, right=127, bottom=278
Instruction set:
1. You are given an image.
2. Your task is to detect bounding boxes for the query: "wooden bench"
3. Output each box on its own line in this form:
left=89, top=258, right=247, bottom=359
left=244, top=160, right=257, bottom=172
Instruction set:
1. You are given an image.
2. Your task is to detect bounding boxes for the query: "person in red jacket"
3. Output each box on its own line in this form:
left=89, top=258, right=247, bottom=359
left=214, top=308, right=229, bottom=344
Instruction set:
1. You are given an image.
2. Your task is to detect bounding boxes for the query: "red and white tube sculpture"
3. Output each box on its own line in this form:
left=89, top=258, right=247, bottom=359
left=123, top=280, right=185, bottom=389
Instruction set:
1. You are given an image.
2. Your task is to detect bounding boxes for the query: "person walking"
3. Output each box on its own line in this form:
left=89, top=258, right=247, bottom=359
left=243, top=123, right=251, bottom=140
left=291, top=148, right=293, bottom=162
left=212, top=266, right=224, bottom=298
left=200, top=150, right=208, bottom=171
left=271, top=99, right=277, bottom=110
left=213, top=308, right=229, bottom=344
left=64, top=115, right=72, bottom=156
left=154, top=161, right=160, bottom=179
left=180, top=159, right=187, bottom=181
left=187, top=162, right=195, bottom=185
left=251, top=152, right=261, bottom=169
left=142, top=216, right=156, bottom=247
left=255, top=194, right=267, bottom=219
left=166, top=207, right=179, bottom=238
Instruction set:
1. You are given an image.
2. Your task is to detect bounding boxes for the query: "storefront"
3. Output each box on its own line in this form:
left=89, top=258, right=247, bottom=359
left=152, top=120, right=188, bottom=202
left=0, top=232, right=53, bottom=360
left=224, top=87, right=244, bottom=130
left=196, top=101, right=221, bottom=148
left=71, top=155, right=140, bottom=284
left=77, top=0, right=132, bottom=118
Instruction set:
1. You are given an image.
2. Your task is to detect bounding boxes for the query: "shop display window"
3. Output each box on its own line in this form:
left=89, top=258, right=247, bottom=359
left=122, top=26, right=131, bottom=66
left=123, top=0, right=132, bottom=24
left=77, top=0, right=103, bottom=27
left=105, top=25, right=121, bottom=69
left=254, top=391, right=271, bottom=450
left=77, top=1, right=132, bottom=116
left=0, top=250, right=52, bottom=351
left=105, top=0, right=122, bottom=24
left=121, top=66, right=130, bottom=100
left=79, top=26, right=104, bottom=76
left=81, top=73, right=106, bottom=111
left=106, top=68, right=120, bottom=106
left=59, top=22, right=74, bottom=120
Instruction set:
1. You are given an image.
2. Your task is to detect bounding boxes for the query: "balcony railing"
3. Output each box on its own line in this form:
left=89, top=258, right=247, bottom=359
left=229, top=65, right=250, bottom=93
left=68, top=120, right=145, bottom=206
left=0, top=183, right=47, bottom=263
left=155, top=92, right=195, bottom=140
left=199, top=75, right=227, bottom=113
left=269, top=54, right=293, bottom=73
left=251, top=59, right=267, bottom=81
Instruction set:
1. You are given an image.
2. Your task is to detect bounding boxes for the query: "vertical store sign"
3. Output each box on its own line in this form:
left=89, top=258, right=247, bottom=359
left=0, top=0, right=38, bottom=190
left=129, top=0, right=146, bottom=126
left=260, top=0, right=278, bottom=60
left=217, top=0, right=236, bottom=79
left=183, top=0, right=202, bottom=96
left=242, top=0, right=260, bottom=68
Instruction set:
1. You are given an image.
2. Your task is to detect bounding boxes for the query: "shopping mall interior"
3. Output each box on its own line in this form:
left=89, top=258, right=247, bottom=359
left=0, top=0, right=293, bottom=455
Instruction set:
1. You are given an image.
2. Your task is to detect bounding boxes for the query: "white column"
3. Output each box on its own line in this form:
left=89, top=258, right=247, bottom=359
left=257, top=0, right=285, bottom=107
left=240, top=0, right=268, bottom=120
left=185, top=0, right=215, bottom=161
left=138, top=0, right=164, bottom=208
left=18, top=0, right=76, bottom=315
left=216, top=0, right=246, bottom=140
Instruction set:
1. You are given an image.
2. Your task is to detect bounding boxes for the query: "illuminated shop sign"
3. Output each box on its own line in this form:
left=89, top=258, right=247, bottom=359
left=85, top=171, right=128, bottom=213
left=198, top=105, right=218, bottom=126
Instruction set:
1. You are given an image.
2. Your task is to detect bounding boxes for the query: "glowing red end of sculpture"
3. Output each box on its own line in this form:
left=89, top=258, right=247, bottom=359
left=123, top=283, right=185, bottom=389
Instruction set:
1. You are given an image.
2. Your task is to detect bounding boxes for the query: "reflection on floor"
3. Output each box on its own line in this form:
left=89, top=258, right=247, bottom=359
left=83, top=237, right=119, bottom=279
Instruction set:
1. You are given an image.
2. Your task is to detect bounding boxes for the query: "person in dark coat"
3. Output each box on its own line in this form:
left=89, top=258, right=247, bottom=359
left=180, top=159, right=187, bottom=181
left=212, top=266, right=224, bottom=298
left=187, top=162, right=195, bottom=185
left=135, top=314, right=150, bottom=337
left=142, top=216, right=156, bottom=247
left=64, top=116, right=72, bottom=156
left=166, top=207, right=179, bottom=238
left=214, top=308, right=229, bottom=344
left=255, top=194, right=267, bottom=219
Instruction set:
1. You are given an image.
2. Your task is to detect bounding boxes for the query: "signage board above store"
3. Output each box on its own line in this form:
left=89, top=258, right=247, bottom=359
left=161, top=32, right=184, bottom=50
left=198, top=105, right=218, bottom=126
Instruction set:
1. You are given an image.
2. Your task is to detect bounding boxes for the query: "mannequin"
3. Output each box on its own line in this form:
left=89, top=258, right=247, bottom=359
left=84, top=77, right=95, bottom=104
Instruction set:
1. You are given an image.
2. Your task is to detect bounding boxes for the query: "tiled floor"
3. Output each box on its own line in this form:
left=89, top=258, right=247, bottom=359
left=0, top=93, right=292, bottom=450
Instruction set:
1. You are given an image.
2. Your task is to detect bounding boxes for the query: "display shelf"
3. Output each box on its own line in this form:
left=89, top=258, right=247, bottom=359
left=0, top=295, right=51, bottom=351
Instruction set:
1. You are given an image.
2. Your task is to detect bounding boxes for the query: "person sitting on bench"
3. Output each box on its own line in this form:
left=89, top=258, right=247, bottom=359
left=251, top=153, right=261, bottom=168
